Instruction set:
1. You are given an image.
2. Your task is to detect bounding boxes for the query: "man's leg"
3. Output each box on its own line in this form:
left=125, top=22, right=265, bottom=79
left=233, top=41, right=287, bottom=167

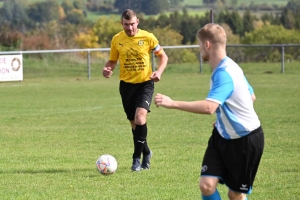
left=200, top=176, right=220, bottom=200
left=228, top=190, right=247, bottom=200
left=129, top=120, right=141, bottom=172
left=131, top=108, right=153, bottom=171
left=132, top=128, right=150, bottom=155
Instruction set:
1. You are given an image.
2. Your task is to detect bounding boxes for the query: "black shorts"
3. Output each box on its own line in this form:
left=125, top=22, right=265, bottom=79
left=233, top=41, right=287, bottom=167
left=119, top=80, right=154, bottom=121
left=200, top=126, right=264, bottom=194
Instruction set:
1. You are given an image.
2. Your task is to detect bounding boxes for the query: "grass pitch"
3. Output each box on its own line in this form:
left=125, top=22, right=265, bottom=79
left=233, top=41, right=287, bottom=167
left=0, top=56, right=300, bottom=199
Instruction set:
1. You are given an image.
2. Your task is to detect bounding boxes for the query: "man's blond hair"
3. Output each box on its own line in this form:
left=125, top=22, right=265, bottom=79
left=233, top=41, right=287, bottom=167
left=196, top=23, right=227, bottom=47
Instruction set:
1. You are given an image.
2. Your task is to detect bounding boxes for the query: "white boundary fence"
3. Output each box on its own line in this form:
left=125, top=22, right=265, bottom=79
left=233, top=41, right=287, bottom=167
left=0, top=48, right=110, bottom=80
left=0, top=44, right=300, bottom=79
left=162, top=44, right=300, bottom=74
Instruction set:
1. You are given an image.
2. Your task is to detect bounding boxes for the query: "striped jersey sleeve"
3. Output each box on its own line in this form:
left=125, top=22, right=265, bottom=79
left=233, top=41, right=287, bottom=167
left=207, top=57, right=260, bottom=139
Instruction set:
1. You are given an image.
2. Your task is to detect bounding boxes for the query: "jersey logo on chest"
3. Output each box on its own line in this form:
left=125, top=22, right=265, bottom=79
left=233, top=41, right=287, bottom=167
left=138, top=40, right=144, bottom=46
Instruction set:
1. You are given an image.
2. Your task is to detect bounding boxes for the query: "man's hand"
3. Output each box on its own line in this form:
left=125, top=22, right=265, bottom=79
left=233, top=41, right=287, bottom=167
left=103, top=67, right=113, bottom=78
left=150, top=71, right=162, bottom=82
left=154, top=93, right=173, bottom=108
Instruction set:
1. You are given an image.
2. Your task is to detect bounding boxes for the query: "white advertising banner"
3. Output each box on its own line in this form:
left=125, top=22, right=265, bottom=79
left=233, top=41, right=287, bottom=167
left=0, top=55, right=23, bottom=82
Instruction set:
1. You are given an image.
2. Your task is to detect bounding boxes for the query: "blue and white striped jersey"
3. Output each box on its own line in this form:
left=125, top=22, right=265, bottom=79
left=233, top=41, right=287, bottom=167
left=206, top=57, right=260, bottom=139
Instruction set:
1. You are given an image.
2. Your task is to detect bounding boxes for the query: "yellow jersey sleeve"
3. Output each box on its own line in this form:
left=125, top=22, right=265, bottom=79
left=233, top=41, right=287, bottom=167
left=109, top=35, right=119, bottom=61
left=109, top=29, right=162, bottom=84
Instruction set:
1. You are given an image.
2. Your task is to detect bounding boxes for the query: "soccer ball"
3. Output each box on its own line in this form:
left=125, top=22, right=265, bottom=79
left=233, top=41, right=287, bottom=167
left=95, top=154, right=117, bottom=175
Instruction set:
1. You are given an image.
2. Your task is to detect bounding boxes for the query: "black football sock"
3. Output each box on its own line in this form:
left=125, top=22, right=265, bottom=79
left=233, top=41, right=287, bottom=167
left=131, top=128, right=136, bottom=158
left=141, top=124, right=150, bottom=155
left=133, top=124, right=150, bottom=159
left=137, top=123, right=150, bottom=155
left=143, top=140, right=150, bottom=155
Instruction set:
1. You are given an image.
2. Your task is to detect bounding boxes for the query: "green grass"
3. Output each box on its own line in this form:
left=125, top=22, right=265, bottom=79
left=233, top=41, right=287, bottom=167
left=0, top=56, right=300, bottom=199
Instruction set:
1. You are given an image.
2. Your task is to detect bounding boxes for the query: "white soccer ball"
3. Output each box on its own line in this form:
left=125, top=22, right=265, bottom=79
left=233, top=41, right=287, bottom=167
left=95, top=154, right=118, bottom=175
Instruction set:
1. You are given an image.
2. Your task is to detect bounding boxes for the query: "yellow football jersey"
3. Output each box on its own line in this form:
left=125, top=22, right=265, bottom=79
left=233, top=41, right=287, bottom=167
left=109, top=29, right=163, bottom=84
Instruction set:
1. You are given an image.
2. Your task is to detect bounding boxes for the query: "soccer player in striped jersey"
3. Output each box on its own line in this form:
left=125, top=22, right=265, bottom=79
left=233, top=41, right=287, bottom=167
left=102, top=9, right=168, bottom=172
left=154, top=23, right=264, bottom=200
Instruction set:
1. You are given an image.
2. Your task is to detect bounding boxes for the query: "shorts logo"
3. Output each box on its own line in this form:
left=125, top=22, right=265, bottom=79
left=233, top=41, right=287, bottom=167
left=240, top=184, right=248, bottom=191
left=201, top=165, right=208, bottom=172
left=145, top=101, right=150, bottom=106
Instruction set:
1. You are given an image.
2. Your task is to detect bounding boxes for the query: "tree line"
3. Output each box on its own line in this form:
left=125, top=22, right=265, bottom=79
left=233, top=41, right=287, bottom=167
left=86, top=0, right=284, bottom=15
left=0, top=0, right=300, bottom=63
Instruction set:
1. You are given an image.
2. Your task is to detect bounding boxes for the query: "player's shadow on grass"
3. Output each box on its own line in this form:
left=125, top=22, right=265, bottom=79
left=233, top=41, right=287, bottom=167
left=280, top=168, right=300, bottom=173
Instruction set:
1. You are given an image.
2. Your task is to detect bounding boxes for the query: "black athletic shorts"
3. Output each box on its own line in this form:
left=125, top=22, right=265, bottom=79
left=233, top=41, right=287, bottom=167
left=200, top=126, right=264, bottom=194
left=119, top=80, right=154, bottom=121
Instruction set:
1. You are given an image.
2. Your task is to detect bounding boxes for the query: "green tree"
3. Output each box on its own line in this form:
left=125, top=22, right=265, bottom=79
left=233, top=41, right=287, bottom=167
left=86, top=0, right=97, bottom=11
left=114, top=0, right=169, bottom=14
left=73, top=0, right=85, bottom=9
left=141, top=0, right=168, bottom=15
left=242, top=10, right=255, bottom=35
left=27, top=0, right=60, bottom=23
left=151, top=26, right=198, bottom=64
left=140, top=10, right=211, bottom=45
left=261, top=13, right=273, bottom=23
left=242, top=24, right=300, bottom=62
left=2, top=0, right=14, bottom=22
left=230, top=0, right=239, bottom=8
left=61, top=0, right=74, bottom=14
left=168, top=10, right=183, bottom=32
left=114, top=0, right=141, bottom=13
left=169, top=0, right=184, bottom=8
left=280, top=0, right=300, bottom=29
left=92, top=16, right=122, bottom=47
left=280, top=7, right=296, bottom=29
left=294, top=12, right=300, bottom=29
left=59, top=22, right=79, bottom=47
left=286, top=0, right=300, bottom=14
left=203, top=0, right=226, bottom=5
left=242, top=25, right=300, bottom=44
left=218, top=10, right=244, bottom=36
left=65, top=9, right=87, bottom=24
left=153, top=14, right=169, bottom=28
left=180, top=9, right=203, bottom=44
left=271, top=14, right=282, bottom=26
left=74, top=28, right=100, bottom=56
left=228, top=10, right=244, bottom=36
left=221, top=23, right=240, bottom=44
left=0, top=22, right=22, bottom=50
left=0, top=0, right=32, bottom=31
left=152, top=26, right=183, bottom=46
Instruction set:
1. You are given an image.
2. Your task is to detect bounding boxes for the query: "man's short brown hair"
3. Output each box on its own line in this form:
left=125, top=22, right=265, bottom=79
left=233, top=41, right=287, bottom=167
left=121, top=9, right=137, bottom=20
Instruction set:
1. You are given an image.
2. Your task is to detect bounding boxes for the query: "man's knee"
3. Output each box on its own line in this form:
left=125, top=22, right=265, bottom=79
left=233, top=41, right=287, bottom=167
left=135, top=108, right=147, bottom=125
left=199, top=177, right=218, bottom=195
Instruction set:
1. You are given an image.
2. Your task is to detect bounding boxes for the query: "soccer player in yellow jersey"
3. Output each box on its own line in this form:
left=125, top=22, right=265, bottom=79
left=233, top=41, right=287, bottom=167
left=102, top=9, right=168, bottom=172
